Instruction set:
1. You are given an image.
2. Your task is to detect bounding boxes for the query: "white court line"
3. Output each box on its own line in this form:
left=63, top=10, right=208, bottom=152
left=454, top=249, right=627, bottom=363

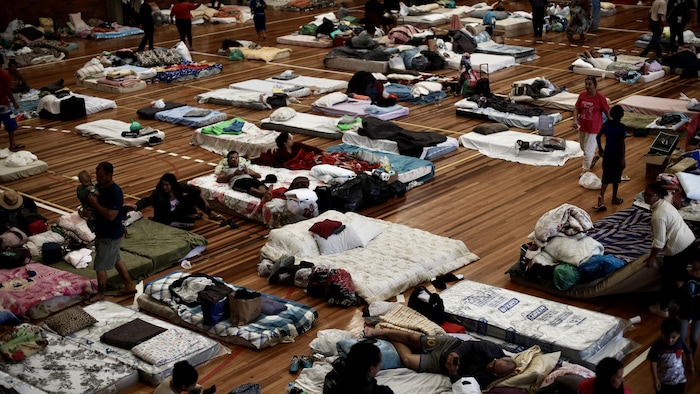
left=36, top=201, right=71, bottom=216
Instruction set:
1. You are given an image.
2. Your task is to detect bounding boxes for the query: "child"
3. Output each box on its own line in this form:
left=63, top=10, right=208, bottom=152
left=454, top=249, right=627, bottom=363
left=154, top=360, right=215, bottom=394
left=594, top=104, right=626, bottom=212
left=647, top=317, right=696, bottom=393
left=678, top=252, right=700, bottom=358
left=8, top=60, right=29, bottom=94
left=76, top=170, right=96, bottom=221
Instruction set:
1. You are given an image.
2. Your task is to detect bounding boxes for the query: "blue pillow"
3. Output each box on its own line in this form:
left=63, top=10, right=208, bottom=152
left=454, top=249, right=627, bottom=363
left=0, top=310, right=22, bottom=326
left=337, top=338, right=403, bottom=370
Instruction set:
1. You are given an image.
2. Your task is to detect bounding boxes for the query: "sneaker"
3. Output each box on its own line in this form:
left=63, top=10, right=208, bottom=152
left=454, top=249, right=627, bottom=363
left=649, top=303, right=669, bottom=318
left=289, top=355, right=300, bottom=374
left=300, top=355, right=313, bottom=369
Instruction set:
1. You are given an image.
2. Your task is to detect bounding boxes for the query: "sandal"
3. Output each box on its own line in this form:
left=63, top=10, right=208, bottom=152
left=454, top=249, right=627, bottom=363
left=593, top=204, right=607, bottom=212
left=612, top=197, right=624, bottom=205
left=10, top=144, right=25, bottom=152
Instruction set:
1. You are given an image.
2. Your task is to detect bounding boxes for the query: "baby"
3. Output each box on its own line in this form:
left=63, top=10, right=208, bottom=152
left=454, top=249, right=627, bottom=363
left=76, top=170, right=96, bottom=220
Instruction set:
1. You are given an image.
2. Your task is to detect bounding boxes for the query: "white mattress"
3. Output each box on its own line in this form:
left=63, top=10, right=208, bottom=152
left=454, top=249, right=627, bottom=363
left=573, top=66, right=665, bottom=83
left=265, top=75, right=348, bottom=94
left=155, top=106, right=228, bottom=127
left=511, top=90, right=580, bottom=111
left=276, top=34, right=333, bottom=47
left=441, top=280, right=628, bottom=363
left=37, top=93, right=116, bottom=115
left=342, top=129, right=460, bottom=160
left=445, top=50, right=517, bottom=72
left=228, top=79, right=312, bottom=98
left=0, top=370, right=48, bottom=394
left=312, top=99, right=410, bottom=121
left=455, top=100, right=563, bottom=130
left=261, top=210, right=480, bottom=303
left=618, top=95, right=698, bottom=117
left=0, top=158, right=48, bottom=182
left=67, top=301, right=226, bottom=386
left=191, top=119, right=279, bottom=157
left=459, top=130, right=583, bottom=166
left=195, top=88, right=269, bottom=109
left=75, top=119, right=165, bottom=147
left=260, top=112, right=345, bottom=139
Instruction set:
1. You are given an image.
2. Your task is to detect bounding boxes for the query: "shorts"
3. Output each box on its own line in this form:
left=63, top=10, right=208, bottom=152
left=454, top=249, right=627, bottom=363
left=418, top=335, right=461, bottom=373
left=0, top=108, right=17, bottom=132
left=253, top=14, right=266, bottom=32
left=94, top=237, right=122, bottom=271
left=233, top=177, right=265, bottom=193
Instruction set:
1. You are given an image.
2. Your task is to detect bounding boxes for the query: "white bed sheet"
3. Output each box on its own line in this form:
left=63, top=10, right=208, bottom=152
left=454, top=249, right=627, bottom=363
left=195, top=88, right=268, bottom=109
left=260, top=112, right=344, bottom=139
left=573, top=66, right=665, bottom=83
left=260, top=210, right=479, bottom=303
left=75, top=119, right=165, bottom=147
left=0, top=158, right=48, bottom=182
left=445, top=50, right=517, bottom=72
left=455, top=100, right=563, bottom=130
left=265, top=75, right=349, bottom=94
left=37, top=93, right=116, bottom=115
left=342, top=129, right=460, bottom=160
left=459, top=130, right=583, bottom=166
left=228, top=79, right=312, bottom=97
left=191, top=119, right=279, bottom=157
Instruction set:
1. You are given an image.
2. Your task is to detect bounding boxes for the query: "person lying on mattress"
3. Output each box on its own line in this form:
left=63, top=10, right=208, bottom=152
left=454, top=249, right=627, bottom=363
left=217, top=150, right=272, bottom=203
left=364, top=327, right=516, bottom=387
left=128, top=173, right=222, bottom=229
left=270, top=131, right=324, bottom=167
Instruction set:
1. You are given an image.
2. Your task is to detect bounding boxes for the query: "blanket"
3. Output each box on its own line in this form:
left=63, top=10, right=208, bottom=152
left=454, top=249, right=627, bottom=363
left=253, top=150, right=378, bottom=173
left=360, top=117, right=447, bottom=157
left=532, top=204, right=593, bottom=246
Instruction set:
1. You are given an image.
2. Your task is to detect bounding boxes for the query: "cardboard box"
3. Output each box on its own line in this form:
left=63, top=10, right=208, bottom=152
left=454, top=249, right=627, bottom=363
left=645, top=154, right=669, bottom=179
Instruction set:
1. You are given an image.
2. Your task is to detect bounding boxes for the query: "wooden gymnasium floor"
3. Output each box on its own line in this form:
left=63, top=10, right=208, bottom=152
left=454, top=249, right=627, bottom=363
left=3, top=1, right=700, bottom=392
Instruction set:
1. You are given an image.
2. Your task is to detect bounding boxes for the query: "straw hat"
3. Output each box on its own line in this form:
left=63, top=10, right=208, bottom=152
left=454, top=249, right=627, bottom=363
left=0, top=189, right=23, bottom=210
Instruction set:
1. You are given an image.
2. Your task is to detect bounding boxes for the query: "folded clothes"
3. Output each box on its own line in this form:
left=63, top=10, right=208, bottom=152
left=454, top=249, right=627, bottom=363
left=223, top=119, right=245, bottom=133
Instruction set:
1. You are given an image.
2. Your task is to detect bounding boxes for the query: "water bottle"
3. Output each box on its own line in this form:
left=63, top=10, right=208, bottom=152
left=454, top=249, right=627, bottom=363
left=286, top=382, right=295, bottom=393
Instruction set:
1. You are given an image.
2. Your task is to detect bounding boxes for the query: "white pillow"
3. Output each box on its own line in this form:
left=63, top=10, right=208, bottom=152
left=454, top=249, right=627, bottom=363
left=389, top=55, right=406, bottom=70
left=600, top=1, right=616, bottom=9
left=68, top=12, right=90, bottom=31
left=454, top=99, right=479, bottom=109
left=313, top=225, right=364, bottom=255
left=285, top=188, right=318, bottom=201
left=314, top=92, right=348, bottom=108
left=270, top=107, right=297, bottom=122
left=347, top=215, right=383, bottom=247
left=571, top=58, right=593, bottom=69
left=310, top=164, right=355, bottom=178
left=677, top=172, right=700, bottom=200
left=421, top=14, right=447, bottom=21
left=589, top=57, right=613, bottom=70
left=172, top=41, right=191, bottom=62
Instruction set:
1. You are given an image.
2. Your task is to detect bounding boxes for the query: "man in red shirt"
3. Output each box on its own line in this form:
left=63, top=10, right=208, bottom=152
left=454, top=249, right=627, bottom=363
left=0, top=64, right=20, bottom=151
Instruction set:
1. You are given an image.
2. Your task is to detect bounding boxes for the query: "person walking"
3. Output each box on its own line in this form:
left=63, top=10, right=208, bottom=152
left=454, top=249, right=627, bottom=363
left=170, top=0, right=199, bottom=50
left=666, top=0, right=689, bottom=52
left=85, top=162, right=136, bottom=301
left=0, top=62, right=20, bottom=151
left=250, top=0, right=267, bottom=41
left=574, top=76, right=611, bottom=176
left=530, top=0, right=546, bottom=39
left=640, top=0, right=667, bottom=58
left=594, top=105, right=627, bottom=212
left=137, top=1, right=156, bottom=51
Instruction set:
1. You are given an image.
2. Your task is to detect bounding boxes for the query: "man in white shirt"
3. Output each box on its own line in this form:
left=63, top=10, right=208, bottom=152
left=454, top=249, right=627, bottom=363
left=640, top=0, right=667, bottom=58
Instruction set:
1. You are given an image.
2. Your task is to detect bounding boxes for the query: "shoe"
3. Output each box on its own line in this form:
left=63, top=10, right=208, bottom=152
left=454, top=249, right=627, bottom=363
left=300, top=355, right=313, bottom=369
left=612, top=197, right=624, bottom=205
left=649, top=303, right=669, bottom=318
left=289, top=355, right=300, bottom=374
left=430, top=277, right=446, bottom=290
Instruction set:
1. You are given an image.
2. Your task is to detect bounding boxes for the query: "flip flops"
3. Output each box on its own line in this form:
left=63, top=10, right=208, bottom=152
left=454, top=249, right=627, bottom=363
left=10, top=144, right=25, bottom=152
left=593, top=205, right=607, bottom=212
left=612, top=197, right=624, bottom=205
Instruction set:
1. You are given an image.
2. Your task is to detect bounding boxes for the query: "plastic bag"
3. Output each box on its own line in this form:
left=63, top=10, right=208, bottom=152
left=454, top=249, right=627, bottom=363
left=452, top=377, right=480, bottom=394
left=229, top=49, right=244, bottom=61
left=579, top=172, right=602, bottom=190
left=309, top=329, right=353, bottom=357
left=172, top=41, right=192, bottom=62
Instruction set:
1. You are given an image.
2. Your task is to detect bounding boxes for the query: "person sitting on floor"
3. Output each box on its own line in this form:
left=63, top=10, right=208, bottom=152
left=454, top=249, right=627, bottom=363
left=216, top=150, right=272, bottom=203
left=364, top=327, right=516, bottom=388
left=324, top=341, right=394, bottom=394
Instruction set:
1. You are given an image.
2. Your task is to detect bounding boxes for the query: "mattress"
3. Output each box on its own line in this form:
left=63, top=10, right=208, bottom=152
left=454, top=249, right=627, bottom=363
left=0, top=369, right=48, bottom=394
left=38, top=93, right=117, bottom=115
left=0, top=262, right=96, bottom=320
left=75, top=76, right=148, bottom=93
left=75, top=119, right=166, bottom=147
left=0, top=158, right=48, bottom=182
left=137, top=271, right=318, bottom=349
left=444, top=51, right=517, bottom=73
left=618, top=95, right=699, bottom=117
left=260, top=112, right=345, bottom=139
left=91, top=26, right=144, bottom=39
left=187, top=166, right=324, bottom=228
left=239, top=46, right=292, bottom=62
left=441, top=280, right=629, bottom=363
left=459, top=130, right=583, bottom=166
left=476, top=42, right=537, bottom=63
left=276, top=34, right=333, bottom=47
left=324, top=56, right=390, bottom=73
left=154, top=105, right=228, bottom=127
left=399, top=13, right=450, bottom=27
left=191, top=118, right=279, bottom=157
left=156, top=63, right=223, bottom=83
left=262, top=210, right=479, bottom=303
left=342, top=129, right=459, bottom=160
left=572, top=66, right=665, bottom=83
left=266, top=75, right=349, bottom=94
left=312, top=99, right=410, bottom=121
left=383, top=83, right=447, bottom=105
left=137, top=101, right=187, bottom=120
left=0, top=326, right=139, bottom=393
left=327, top=143, right=435, bottom=183
left=65, top=301, right=226, bottom=386
left=195, top=88, right=269, bottom=109
left=462, top=16, right=533, bottom=37
left=228, top=79, right=312, bottom=97
left=511, top=90, right=580, bottom=111
left=456, top=103, right=563, bottom=130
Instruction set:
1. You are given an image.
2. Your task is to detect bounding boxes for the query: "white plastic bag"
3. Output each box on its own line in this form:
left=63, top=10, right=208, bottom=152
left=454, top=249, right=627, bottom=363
left=452, top=377, right=480, bottom=394
left=173, top=41, right=192, bottom=62
left=579, top=172, right=602, bottom=190
left=309, top=329, right=353, bottom=357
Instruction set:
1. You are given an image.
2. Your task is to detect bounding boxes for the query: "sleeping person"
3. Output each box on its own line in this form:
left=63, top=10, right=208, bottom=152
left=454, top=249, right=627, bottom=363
left=217, top=150, right=272, bottom=202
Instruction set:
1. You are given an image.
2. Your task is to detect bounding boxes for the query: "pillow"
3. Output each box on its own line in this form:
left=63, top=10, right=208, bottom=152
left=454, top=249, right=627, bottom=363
left=337, top=338, right=403, bottom=370
left=421, top=14, right=447, bottom=22
left=601, top=2, right=616, bottom=9
left=473, top=123, right=508, bottom=135
left=285, top=188, right=318, bottom=202
left=347, top=215, right=383, bottom=247
left=676, top=172, right=700, bottom=200
left=542, top=136, right=566, bottom=150
left=454, top=99, right=479, bottom=109
left=44, top=306, right=98, bottom=336
left=184, top=109, right=212, bottom=117
left=313, top=92, right=348, bottom=108
left=270, top=107, right=297, bottom=122
left=590, top=57, right=613, bottom=70
left=39, top=17, right=55, bottom=34
left=100, top=318, right=167, bottom=350
left=571, top=58, right=593, bottom=69
left=68, top=12, right=90, bottom=31
left=496, top=351, right=561, bottom=389
left=310, top=164, right=355, bottom=179
left=309, top=219, right=343, bottom=239
left=313, top=225, right=364, bottom=255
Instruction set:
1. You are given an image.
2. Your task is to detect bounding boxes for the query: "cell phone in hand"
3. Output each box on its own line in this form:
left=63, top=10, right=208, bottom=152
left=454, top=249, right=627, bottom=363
left=452, top=357, right=459, bottom=366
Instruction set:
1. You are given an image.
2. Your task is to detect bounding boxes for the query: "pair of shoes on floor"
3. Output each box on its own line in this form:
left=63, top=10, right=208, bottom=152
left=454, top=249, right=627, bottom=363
left=431, top=273, right=464, bottom=290
left=219, top=218, right=238, bottom=229
left=649, top=303, right=669, bottom=318
left=289, top=355, right=313, bottom=374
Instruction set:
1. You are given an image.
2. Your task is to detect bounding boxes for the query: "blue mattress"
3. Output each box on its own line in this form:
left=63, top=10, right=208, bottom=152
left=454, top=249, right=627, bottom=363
left=92, top=27, right=144, bottom=40
left=155, top=105, right=228, bottom=127
left=327, top=143, right=435, bottom=183
left=476, top=44, right=536, bottom=62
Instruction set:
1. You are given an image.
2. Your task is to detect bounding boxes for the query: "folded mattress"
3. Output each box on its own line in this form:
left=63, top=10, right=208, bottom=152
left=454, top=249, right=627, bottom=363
left=195, top=88, right=269, bottom=109
left=476, top=42, right=537, bottom=63
left=444, top=51, right=516, bottom=72
left=312, top=99, right=409, bottom=121
left=462, top=16, right=533, bottom=37
left=191, top=118, right=279, bottom=157
left=342, top=129, right=459, bottom=160
left=324, top=56, right=390, bottom=74
left=572, top=66, right=664, bottom=83
left=75, top=119, right=166, bottom=147
left=0, top=158, right=48, bottom=182
left=75, top=76, right=147, bottom=93
left=260, top=112, right=345, bottom=139
left=228, top=79, right=312, bottom=97
left=399, top=13, right=450, bottom=27
left=441, top=280, right=629, bottom=364
left=276, top=34, right=333, bottom=47
left=239, top=46, right=292, bottom=62
left=459, top=130, right=583, bottom=166
left=67, top=301, right=226, bottom=386
left=155, top=105, right=228, bottom=127
left=266, top=75, right=349, bottom=94
left=511, top=90, right=580, bottom=111
left=618, top=95, right=699, bottom=117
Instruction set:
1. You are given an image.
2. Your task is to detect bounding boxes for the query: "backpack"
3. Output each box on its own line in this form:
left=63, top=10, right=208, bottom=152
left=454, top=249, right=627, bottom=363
left=42, top=242, right=64, bottom=265
left=0, top=247, right=29, bottom=268
left=407, top=286, right=446, bottom=324
left=420, top=50, right=446, bottom=71
left=452, top=29, right=477, bottom=54
left=411, top=54, right=429, bottom=71
left=475, top=77, right=490, bottom=95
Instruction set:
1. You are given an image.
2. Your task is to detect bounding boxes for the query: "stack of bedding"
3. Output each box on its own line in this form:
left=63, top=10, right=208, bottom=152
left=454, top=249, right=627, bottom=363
left=155, top=105, right=228, bottom=127
left=265, top=74, right=348, bottom=94
left=570, top=54, right=665, bottom=82
left=75, top=63, right=150, bottom=93
left=311, top=93, right=410, bottom=120
left=191, top=117, right=280, bottom=156
left=0, top=149, right=49, bottom=182
left=75, top=119, right=165, bottom=147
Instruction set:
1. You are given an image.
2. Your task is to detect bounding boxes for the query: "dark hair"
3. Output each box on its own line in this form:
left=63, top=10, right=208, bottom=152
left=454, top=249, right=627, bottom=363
left=647, top=182, right=669, bottom=198
left=610, top=105, right=623, bottom=122
left=226, top=150, right=239, bottom=159
left=96, top=162, right=114, bottom=175
left=275, top=131, right=290, bottom=149
left=345, top=342, right=381, bottom=379
left=593, top=357, right=625, bottom=394
left=157, top=173, right=184, bottom=198
left=661, top=317, right=682, bottom=335
left=172, top=361, right=198, bottom=390
left=585, top=75, right=598, bottom=88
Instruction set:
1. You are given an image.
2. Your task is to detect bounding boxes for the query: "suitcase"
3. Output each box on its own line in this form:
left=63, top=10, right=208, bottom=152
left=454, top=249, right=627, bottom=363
left=59, top=96, right=87, bottom=120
